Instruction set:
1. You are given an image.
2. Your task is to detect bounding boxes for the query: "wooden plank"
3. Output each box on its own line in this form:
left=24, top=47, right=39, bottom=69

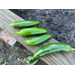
left=0, top=30, right=16, bottom=46
left=0, top=9, right=75, bottom=65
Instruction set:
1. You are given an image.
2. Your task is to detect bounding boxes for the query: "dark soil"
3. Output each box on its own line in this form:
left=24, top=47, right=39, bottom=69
left=1, top=9, right=75, bottom=65
left=0, top=38, right=46, bottom=65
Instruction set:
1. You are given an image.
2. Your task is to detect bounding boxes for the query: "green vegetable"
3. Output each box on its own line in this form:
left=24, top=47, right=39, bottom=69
left=13, top=27, right=48, bottom=37
left=9, top=20, right=40, bottom=28
left=25, top=34, right=53, bottom=45
left=26, top=43, right=75, bottom=64
left=31, top=43, right=75, bottom=60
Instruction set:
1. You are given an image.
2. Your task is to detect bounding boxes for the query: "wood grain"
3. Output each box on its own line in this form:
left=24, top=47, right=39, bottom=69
left=0, top=9, right=75, bottom=65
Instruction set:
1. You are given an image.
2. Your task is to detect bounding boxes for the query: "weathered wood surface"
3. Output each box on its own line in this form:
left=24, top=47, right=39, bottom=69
left=0, top=9, right=75, bottom=65
left=0, top=30, right=16, bottom=46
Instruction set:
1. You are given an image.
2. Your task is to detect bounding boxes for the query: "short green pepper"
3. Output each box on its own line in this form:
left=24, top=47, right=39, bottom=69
left=25, top=34, right=53, bottom=45
left=13, top=27, right=48, bottom=37
left=9, top=20, right=40, bottom=28
left=26, top=43, right=75, bottom=61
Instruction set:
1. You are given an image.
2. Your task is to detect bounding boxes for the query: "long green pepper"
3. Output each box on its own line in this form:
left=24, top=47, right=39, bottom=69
left=27, top=43, right=75, bottom=61
left=25, top=34, right=53, bottom=45
left=9, top=20, right=40, bottom=28
left=13, top=27, right=48, bottom=37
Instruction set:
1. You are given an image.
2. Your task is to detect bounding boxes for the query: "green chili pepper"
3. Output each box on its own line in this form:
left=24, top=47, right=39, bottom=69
left=9, top=20, right=40, bottom=28
left=25, top=43, right=75, bottom=65
left=25, top=34, right=53, bottom=45
left=31, top=43, right=75, bottom=60
left=13, top=27, right=48, bottom=37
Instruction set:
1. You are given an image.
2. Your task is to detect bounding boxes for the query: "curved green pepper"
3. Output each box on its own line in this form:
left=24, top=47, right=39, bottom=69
left=9, top=20, right=40, bottom=28
left=25, top=43, right=75, bottom=65
left=25, top=34, right=53, bottom=45
left=31, top=43, right=75, bottom=60
left=13, top=27, right=48, bottom=37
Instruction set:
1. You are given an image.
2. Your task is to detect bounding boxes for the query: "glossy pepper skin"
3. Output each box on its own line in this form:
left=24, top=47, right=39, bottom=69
left=32, top=43, right=75, bottom=60
left=13, top=27, right=48, bottom=37
left=25, top=34, right=53, bottom=45
left=9, top=20, right=41, bottom=28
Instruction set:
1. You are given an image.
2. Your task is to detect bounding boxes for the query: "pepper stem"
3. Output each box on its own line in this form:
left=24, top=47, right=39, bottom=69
left=70, top=47, right=75, bottom=51
left=29, top=59, right=39, bottom=65
left=23, top=56, right=38, bottom=65
left=13, top=32, right=20, bottom=35
left=9, top=23, right=13, bottom=27
left=23, top=56, right=32, bottom=65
